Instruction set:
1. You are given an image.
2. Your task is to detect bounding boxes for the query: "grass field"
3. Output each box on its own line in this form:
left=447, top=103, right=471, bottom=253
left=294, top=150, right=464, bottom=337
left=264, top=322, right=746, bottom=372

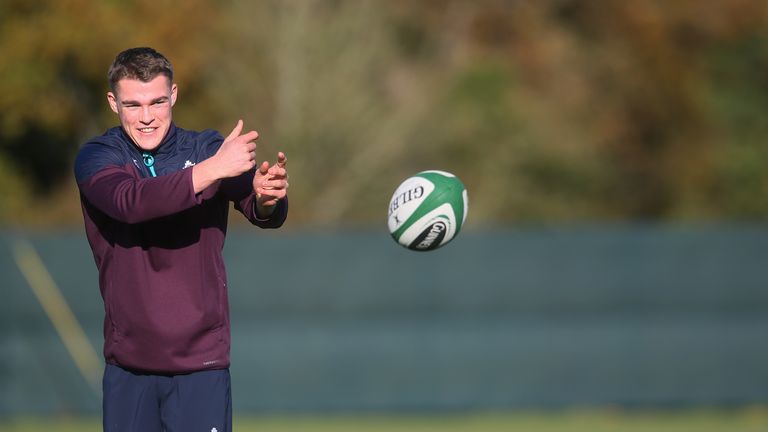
left=2, top=407, right=768, bottom=432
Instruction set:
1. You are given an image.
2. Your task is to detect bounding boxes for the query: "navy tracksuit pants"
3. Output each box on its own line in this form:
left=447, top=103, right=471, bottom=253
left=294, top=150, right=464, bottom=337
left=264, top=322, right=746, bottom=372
left=103, top=364, right=232, bottom=432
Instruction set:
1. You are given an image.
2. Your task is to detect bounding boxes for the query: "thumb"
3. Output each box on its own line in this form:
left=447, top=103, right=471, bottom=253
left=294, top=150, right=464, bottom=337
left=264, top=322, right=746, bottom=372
left=225, top=119, right=243, bottom=142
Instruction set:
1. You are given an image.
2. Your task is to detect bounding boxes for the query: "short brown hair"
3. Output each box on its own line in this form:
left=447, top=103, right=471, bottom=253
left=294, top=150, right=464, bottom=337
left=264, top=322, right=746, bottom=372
left=108, top=47, right=173, bottom=93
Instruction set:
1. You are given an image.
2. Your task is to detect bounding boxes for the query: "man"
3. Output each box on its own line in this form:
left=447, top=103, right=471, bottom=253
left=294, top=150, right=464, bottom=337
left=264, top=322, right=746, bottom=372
left=74, top=47, right=288, bottom=431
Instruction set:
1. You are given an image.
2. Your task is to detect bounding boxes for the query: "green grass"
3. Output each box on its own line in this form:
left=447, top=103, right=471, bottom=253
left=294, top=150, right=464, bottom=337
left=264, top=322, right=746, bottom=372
left=3, top=407, right=768, bottom=432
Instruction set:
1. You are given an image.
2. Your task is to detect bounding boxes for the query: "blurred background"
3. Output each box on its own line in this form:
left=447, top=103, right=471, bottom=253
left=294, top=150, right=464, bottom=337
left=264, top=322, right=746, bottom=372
left=2, top=0, right=768, bottom=430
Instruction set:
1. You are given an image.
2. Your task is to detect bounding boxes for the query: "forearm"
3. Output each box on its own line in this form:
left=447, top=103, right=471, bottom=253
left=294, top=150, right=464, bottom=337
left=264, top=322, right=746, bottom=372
left=79, top=167, right=199, bottom=224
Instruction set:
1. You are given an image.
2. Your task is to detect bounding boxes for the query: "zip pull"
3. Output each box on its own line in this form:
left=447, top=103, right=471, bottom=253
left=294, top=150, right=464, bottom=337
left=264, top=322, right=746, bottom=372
left=142, top=152, right=157, bottom=177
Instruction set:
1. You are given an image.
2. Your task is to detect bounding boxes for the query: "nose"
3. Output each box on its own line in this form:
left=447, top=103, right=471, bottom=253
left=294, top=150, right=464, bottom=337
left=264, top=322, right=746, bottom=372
left=139, top=106, right=154, bottom=124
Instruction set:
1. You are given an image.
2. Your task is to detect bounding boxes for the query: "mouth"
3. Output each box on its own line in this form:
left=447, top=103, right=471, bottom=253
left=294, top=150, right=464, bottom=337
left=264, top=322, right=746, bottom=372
left=138, top=127, right=157, bottom=134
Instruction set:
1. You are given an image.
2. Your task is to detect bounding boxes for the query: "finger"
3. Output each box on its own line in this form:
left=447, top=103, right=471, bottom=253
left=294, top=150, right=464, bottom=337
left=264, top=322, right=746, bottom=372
left=225, top=119, right=243, bottom=142
left=245, top=143, right=257, bottom=162
left=268, top=166, right=286, bottom=177
left=257, top=187, right=287, bottom=200
left=241, top=130, right=259, bottom=143
left=257, top=160, right=270, bottom=175
left=276, top=152, right=287, bottom=168
left=261, top=179, right=287, bottom=189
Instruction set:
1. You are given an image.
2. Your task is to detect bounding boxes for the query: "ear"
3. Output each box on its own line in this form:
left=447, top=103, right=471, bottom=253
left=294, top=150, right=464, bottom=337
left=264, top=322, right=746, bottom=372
left=107, top=92, right=118, bottom=114
left=170, top=83, right=178, bottom=107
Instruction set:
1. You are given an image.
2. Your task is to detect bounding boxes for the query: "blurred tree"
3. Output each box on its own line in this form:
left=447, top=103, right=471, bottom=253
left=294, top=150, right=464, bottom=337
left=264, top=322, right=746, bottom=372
left=1, top=0, right=768, bottom=226
left=404, top=0, right=768, bottom=221
left=0, top=0, right=220, bottom=224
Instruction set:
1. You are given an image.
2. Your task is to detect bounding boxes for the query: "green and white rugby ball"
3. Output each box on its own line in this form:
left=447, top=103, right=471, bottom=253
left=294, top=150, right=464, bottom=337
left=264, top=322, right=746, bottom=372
left=388, top=170, right=468, bottom=251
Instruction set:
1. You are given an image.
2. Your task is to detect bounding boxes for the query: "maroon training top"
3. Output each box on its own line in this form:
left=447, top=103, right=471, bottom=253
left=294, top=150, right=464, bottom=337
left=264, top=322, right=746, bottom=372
left=74, top=124, right=287, bottom=373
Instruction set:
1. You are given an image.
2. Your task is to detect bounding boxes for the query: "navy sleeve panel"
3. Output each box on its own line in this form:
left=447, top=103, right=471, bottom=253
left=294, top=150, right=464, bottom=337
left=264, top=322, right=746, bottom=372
left=78, top=164, right=201, bottom=224
left=198, top=128, right=224, bottom=160
left=74, top=141, right=125, bottom=184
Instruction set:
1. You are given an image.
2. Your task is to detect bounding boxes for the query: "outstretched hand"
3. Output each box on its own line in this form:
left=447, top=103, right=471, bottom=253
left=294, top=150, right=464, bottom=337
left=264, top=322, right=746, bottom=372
left=215, top=119, right=259, bottom=178
left=253, top=152, right=289, bottom=217
left=192, top=120, right=259, bottom=194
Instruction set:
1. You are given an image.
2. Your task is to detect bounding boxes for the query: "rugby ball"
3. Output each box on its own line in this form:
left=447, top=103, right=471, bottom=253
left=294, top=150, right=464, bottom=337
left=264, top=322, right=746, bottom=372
left=388, top=170, right=468, bottom=251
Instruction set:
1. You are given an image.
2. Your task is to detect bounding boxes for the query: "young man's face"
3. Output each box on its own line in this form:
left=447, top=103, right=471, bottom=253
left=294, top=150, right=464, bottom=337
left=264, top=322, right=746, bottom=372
left=107, top=75, right=177, bottom=152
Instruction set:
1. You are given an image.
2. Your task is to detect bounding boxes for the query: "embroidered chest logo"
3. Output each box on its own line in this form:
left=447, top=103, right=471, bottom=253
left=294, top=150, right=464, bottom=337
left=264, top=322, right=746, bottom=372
left=183, top=160, right=196, bottom=169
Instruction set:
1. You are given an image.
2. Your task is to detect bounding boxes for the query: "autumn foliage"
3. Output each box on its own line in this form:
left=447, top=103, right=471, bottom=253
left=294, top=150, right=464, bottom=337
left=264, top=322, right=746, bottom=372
left=1, top=0, right=767, bottom=226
